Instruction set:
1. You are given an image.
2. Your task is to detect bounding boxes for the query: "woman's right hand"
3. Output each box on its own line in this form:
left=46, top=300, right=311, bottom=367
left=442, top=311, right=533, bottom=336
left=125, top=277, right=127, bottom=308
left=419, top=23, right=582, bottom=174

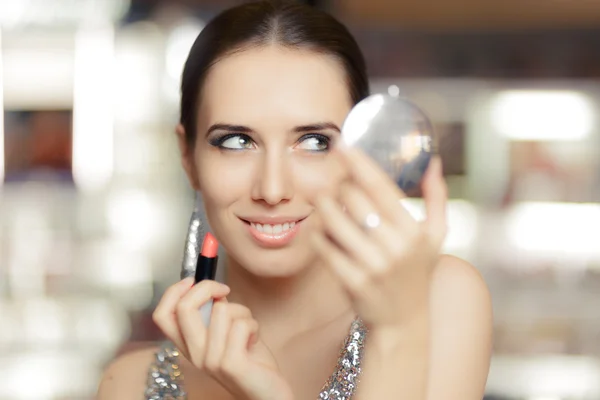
left=152, top=278, right=294, bottom=400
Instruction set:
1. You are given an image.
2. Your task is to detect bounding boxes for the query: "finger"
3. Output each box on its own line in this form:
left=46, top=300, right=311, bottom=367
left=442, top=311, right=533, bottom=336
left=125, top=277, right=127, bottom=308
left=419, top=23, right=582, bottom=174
left=339, top=182, right=412, bottom=259
left=422, top=156, right=448, bottom=248
left=335, top=145, right=417, bottom=228
left=222, top=318, right=260, bottom=377
left=152, top=277, right=195, bottom=354
left=310, top=231, right=373, bottom=297
left=176, top=280, right=230, bottom=364
left=205, top=302, right=252, bottom=373
left=178, top=280, right=231, bottom=312
left=316, top=194, right=389, bottom=271
left=153, top=277, right=195, bottom=324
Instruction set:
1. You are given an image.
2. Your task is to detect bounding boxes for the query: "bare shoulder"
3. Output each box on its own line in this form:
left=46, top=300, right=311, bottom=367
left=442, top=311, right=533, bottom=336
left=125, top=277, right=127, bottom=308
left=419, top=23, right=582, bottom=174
left=431, top=254, right=491, bottom=305
left=96, top=346, right=158, bottom=400
left=427, top=255, right=493, bottom=399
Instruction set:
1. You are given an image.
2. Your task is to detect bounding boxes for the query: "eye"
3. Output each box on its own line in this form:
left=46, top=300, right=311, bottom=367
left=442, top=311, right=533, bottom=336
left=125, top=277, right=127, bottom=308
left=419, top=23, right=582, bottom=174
left=296, top=134, right=331, bottom=152
left=211, top=134, right=255, bottom=150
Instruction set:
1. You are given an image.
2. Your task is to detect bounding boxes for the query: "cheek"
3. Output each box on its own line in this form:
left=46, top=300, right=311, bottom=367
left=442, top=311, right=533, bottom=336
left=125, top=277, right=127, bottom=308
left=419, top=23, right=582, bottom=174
left=196, top=152, right=256, bottom=209
left=292, top=155, right=345, bottom=200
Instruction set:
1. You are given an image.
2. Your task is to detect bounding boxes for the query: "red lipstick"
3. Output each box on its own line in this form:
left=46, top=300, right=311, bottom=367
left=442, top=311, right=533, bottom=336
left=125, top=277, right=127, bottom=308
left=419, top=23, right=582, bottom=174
left=201, top=232, right=218, bottom=258
left=195, top=232, right=219, bottom=283
left=195, top=232, right=219, bottom=326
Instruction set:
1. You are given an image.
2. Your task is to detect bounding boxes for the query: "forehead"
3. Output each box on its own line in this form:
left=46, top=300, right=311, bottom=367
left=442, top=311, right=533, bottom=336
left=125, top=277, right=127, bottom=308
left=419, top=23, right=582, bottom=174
left=198, top=46, right=352, bottom=128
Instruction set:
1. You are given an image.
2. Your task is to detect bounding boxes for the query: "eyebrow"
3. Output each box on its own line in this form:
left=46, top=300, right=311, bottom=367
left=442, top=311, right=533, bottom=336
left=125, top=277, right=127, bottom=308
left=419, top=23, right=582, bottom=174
left=205, top=122, right=341, bottom=136
left=205, top=124, right=253, bottom=136
left=293, top=122, right=341, bottom=133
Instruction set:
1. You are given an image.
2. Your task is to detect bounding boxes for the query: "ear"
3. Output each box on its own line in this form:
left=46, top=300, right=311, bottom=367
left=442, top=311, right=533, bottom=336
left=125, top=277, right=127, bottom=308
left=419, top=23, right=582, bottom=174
left=175, top=123, right=201, bottom=191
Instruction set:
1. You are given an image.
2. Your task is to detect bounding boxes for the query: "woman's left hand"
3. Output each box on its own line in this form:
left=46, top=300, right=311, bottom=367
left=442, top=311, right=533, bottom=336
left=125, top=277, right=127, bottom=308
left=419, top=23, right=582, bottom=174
left=311, top=146, right=448, bottom=329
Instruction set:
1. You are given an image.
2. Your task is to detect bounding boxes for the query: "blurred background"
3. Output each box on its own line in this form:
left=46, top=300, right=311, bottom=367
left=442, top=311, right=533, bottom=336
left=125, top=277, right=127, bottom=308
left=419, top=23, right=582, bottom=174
left=1, top=0, right=600, bottom=399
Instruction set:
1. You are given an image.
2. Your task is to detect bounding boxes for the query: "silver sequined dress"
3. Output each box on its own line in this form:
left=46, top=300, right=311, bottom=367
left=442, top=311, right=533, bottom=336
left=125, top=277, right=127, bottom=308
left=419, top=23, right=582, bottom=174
left=144, top=318, right=368, bottom=400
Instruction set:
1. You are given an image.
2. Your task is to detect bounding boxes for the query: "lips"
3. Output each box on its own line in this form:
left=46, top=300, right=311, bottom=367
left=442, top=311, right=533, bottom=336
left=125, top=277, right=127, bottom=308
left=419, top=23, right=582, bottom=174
left=240, top=217, right=306, bottom=247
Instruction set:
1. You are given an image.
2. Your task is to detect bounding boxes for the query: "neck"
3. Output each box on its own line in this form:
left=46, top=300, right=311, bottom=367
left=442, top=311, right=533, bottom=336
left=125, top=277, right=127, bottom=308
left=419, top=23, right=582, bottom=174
left=224, top=256, right=353, bottom=348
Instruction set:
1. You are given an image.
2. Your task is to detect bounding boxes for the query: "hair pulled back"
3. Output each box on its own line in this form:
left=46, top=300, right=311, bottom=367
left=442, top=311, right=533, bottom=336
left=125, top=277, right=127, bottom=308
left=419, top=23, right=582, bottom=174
left=180, top=0, right=369, bottom=144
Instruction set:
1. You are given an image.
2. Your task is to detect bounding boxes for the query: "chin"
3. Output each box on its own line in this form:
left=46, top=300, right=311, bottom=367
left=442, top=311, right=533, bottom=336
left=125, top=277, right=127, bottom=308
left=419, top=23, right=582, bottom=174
left=230, top=246, right=315, bottom=279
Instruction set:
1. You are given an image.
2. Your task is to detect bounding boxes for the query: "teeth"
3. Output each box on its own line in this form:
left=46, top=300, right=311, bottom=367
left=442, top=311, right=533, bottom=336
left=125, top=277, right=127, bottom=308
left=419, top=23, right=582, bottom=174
left=250, top=221, right=298, bottom=235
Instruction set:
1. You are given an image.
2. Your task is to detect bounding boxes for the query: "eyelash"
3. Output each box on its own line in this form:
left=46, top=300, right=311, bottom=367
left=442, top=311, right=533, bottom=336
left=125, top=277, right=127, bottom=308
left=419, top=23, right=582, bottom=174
left=208, top=133, right=253, bottom=149
left=299, top=134, right=331, bottom=152
left=208, top=133, right=332, bottom=152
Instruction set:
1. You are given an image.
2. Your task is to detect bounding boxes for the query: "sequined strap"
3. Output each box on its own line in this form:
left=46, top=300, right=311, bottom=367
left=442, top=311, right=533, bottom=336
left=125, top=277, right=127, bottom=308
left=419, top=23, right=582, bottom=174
left=143, top=319, right=367, bottom=400
left=145, top=341, right=187, bottom=400
left=319, top=318, right=368, bottom=400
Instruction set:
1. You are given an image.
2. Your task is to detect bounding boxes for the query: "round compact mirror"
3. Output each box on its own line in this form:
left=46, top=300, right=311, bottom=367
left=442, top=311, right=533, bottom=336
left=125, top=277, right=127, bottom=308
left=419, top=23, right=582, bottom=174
left=341, top=94, right=437, bottom=196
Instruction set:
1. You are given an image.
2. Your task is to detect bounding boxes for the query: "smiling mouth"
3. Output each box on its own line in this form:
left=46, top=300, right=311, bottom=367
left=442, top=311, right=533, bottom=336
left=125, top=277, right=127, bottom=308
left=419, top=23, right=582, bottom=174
left=240, top=217, right=307, bottom=235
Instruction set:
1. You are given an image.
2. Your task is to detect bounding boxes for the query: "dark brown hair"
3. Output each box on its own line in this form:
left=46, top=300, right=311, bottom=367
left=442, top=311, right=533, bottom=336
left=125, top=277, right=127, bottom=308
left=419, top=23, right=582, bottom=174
left=180, top=0, right=369, bottom=144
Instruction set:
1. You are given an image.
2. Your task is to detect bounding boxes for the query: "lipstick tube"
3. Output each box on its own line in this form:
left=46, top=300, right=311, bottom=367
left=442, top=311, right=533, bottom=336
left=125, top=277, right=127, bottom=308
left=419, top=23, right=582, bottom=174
left=195, top=232, right=218, bottom=326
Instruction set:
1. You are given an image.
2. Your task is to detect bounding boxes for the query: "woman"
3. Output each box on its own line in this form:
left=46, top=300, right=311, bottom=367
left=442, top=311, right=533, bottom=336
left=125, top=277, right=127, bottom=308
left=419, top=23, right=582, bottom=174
left=97, top=1, right=493, bottom=399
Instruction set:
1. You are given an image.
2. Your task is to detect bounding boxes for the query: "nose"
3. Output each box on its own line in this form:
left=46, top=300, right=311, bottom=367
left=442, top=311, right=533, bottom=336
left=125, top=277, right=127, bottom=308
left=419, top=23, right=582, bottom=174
left=251, top=150, right=293, bottom=206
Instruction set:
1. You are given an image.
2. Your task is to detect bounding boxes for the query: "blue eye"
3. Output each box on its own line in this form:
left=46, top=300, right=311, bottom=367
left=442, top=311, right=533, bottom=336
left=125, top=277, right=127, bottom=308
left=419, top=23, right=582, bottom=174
left=210, top=134, right=254, bottom=150
left=296, top=134, right=330, bottom=152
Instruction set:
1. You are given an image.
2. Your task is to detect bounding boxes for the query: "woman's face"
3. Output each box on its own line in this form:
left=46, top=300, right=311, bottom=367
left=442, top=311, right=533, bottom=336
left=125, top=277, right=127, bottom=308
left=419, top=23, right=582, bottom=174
left=182, top=46, right=353, bottom=277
